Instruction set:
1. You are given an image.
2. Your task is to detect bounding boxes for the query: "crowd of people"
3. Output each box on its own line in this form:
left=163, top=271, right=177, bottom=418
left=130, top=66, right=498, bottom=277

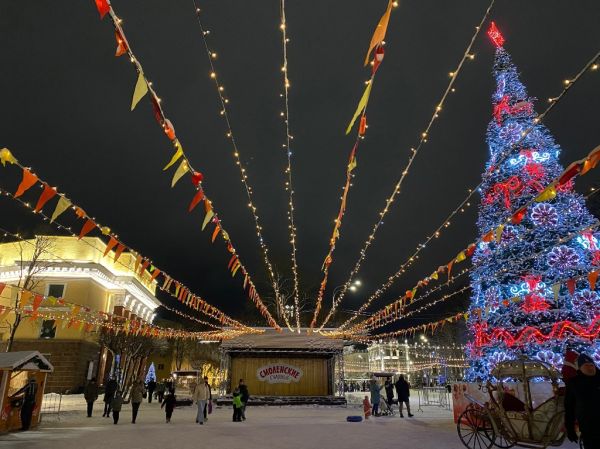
left=362, top=374, right=413, bottom=419
left=82, top=376, right=251, bottom=425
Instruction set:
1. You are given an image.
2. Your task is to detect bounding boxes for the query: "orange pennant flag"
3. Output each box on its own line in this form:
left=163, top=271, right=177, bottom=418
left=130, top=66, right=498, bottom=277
left=15, top=168, right=39, bottom=197
left=140, top=260, right=150, bottom=276
left=188, top=190, right=205, bottom=212
left=114, top=30, right=128, bottom=56
left=150, top=268, right=161, bottom=282
left=364, top=0, right=394, bottom=66
left=581, top=145, right=600, bottom=175
left=19, top=290, right=33, bottom=309
left=103, top=237, right=119, bottom=257
left=447, top=260, right=454, bottom=280
left=211, top=225, right=221, bottom=243
left=589, top=271, right=599, bottom=290
left=32, top=294, right=44, bottom=312
left=35, top=184, right=57, bottom=212
left=78, top=218, right=97, bottom=239
left=113, top=243, right=126, bottom=262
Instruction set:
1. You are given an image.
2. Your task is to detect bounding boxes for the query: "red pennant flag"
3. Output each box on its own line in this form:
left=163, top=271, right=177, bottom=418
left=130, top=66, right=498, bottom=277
left=191, top=171, right=204, bottom=186
left=94, top=0, right=111, bottom=19
left=566, top=279, right=576, bottom=295
left=163, top=119, right=176, bottom=140
left=446, top=260, right=454, bottom=280
left=188, top=190, right=205, bottom=212
left=113, top=243, right=126, bottom=262
left=465, top=243, right=476, bottom=257
left=139, top=260, right=150, bottom=276
left=558, top=162, right=582, bottom=186
left=589, top=271, right=598, bottom=290
left=114, top=30, right=128, bottom=57
left=103, top=237, right=119, bottom=257
left=482, top=231, right=494, bottom=243
left=358, top=115, right=367, bottom=136
left=78, top=218, right=97, bottom=239
left=511, top=208, right=527, bottom=224
left=35, top=183, right=57, bottom=212
left=32, top=294, right=44, bottom=312
left=15, top=168, right=39, bottom=198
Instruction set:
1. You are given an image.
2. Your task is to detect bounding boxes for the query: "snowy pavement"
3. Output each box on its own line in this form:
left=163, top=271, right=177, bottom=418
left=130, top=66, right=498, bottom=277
left=1, top=396, right=580, bottom=449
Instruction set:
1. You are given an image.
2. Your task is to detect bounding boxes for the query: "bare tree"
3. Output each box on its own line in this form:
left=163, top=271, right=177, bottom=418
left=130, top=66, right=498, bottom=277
left=262, top=272, right=313, bottom=326
left=5, top=236, right=54, bottom=352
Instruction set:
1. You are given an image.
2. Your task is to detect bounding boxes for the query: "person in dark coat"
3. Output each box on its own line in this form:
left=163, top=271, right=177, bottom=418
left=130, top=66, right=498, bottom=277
left=130, top=378, right=145, bottom=423
left=111, top=391, right=123, bottom=424
left=565, top=354, right=600, bottom=447
left=103, top=377, right=118, bottom=417
left=384, top=377, right=395, bottom=407
left=146, top=379, right=157, bottom=403
left=161, top=389, right=177, bottom=423
left=238, top=379, right=249, bottom=420
left=203, top=376, right=212, bottom=421
left=12, top=378, right=38, bottom=430
left=84, top=378, right=99, bottom=418
left=395, top=375, right=413, bottom=417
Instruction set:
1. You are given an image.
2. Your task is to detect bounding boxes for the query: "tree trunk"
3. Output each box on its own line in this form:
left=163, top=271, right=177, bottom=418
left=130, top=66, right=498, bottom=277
left=5, top=313, right=21, bottom=352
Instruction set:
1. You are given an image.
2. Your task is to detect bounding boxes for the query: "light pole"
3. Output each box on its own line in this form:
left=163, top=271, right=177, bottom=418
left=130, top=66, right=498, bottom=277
left=332, top=279, right=362, bottom=306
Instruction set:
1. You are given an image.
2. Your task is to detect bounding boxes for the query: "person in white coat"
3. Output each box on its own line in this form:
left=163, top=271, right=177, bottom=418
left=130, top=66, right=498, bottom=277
left=192, top=378, right=210, bottom=425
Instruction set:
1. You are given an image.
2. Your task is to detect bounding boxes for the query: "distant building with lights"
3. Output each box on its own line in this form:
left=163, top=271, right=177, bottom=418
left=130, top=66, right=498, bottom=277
left=0, top=236, right=161, bottom=393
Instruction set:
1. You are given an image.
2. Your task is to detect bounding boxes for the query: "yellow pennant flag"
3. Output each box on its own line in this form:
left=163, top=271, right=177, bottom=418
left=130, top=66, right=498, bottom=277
left=202, top=209, right=215, bottom=231
left=346, top=82, right=372, bottom=135
left=455, top=251, right=466, bottom=263
left=163, top=142, right=184, bottom=171
left=348, top=155, right=357, bottom=173
left=19, top=291, right=33, bottom=309
left=171, top=160, right=189, bottom=187
left=430, top=271, right=438, bottom=281
left=0, top=148, right=17, bottom=166
left=131, top=72, right=149, bottom=111
left=534, top=185, right=557, bottom=202
left=364, top=0, right=394, bottom=66
left=50, top=196, right=72, bottom=223
left=495, top=224, right=505, bottom=243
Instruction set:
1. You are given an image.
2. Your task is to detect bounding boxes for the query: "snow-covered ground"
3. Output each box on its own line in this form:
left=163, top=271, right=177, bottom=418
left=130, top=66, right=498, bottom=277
left=0, top=394, right=579, bottom=449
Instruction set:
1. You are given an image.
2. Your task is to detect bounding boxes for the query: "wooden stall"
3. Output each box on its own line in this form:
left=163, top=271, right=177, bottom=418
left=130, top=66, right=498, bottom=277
left=220, top=329, right=344, bottom=402
left=0, top=351, right=53, bottom=433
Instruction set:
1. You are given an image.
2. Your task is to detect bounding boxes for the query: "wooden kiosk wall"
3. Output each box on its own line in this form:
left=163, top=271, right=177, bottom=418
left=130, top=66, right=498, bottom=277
left=230, top=355, right=330, bottom=396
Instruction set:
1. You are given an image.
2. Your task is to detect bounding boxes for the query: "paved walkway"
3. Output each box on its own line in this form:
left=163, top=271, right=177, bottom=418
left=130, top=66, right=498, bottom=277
left=0, top=398, right=579, bottom=449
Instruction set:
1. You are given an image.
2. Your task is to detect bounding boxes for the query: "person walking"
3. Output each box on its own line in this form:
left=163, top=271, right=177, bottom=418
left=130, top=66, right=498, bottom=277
left=565, top=354, right=600, bottom=448
left=369, top=376, right=381, bottom=416
left=238, top=379, right=249, bottom=420
left=384, top=377, right=395, bottom=409
left=111, top=391, right=123, bottom=425
left=161, top=388, right=177, bottom=423
left=103, top=377, right=118, bottom=418
left=232, top=388, right=243, bottom=422
left=156, top=380, right=166, bottom=404
left=192, top=377, right=210, bottom=425
left=84, top=377, right=99, bottom=418
left=395, top=374, right=413, bottom=417
left=363, top=395, right=372, bottom=420
left=12, top=377, right=38, bottom=430
left=146, top=379, right=156, bottom=404
left=130, top=378, right=145, bottom=424
left=203, top=376, right=212, bottom=421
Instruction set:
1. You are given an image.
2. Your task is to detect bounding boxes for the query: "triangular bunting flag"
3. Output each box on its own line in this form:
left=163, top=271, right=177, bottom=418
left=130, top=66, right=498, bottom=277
left=15, top=168, right=38, bottom=197
left=188, top=190, right=205, bottom=212
left=94, top=0, right=111, bottom=18
left=364, top=0, right=393, bottom=66
left=589, top=271, right=598, bottom=290
left=113, top=243, right=126, bottom=262
left=346, top=82, right=372, bottom=134
left=103, top=237, right=119, bottom=257
left=171, top=160, right=189, bottom=187
left=0, top=148, right=17, bottom=166
left=131, top=71, right=149, bottom=111
left=202, top=208, right=215, bottom=231
left=163, top=142, right=184, bottom=171
left=50, top=196, right=72, bottom=223
left=78, top=218, right=97, bottom=239
left=35, top=183, right=57, bottom=212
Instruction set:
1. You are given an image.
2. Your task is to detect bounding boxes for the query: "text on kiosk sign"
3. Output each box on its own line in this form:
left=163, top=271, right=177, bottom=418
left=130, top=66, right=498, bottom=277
left=256, top=364, right=304, bottom=384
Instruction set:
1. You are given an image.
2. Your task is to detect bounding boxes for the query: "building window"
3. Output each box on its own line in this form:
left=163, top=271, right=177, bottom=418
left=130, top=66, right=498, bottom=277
left=40, top=320, right=57, bottom=339
left=46, top=284, right=66, bottom=298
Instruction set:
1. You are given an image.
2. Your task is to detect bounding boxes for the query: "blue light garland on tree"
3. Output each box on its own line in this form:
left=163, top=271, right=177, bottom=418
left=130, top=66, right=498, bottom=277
left=145, top=362, right=156, bottom=384
left=465, top=22, right=600, bottom=381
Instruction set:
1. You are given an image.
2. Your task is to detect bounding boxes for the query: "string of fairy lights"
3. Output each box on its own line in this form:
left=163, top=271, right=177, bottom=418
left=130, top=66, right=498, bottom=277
left=316, top=0, right=497, bottom=331
left=190, top=0, right=293, bottom=332
left=98, top=2, right=280, bottom=330
left=0, top=169, right=249, bottom=330
left=336, top=41, right=600, bottom=331
left=346, top=219, right=600, bottom=337
left=311, top=0, right=399, bottom=330
left=279, top=0, right=302, bottom=332
left=0, top=285, right=243, bottom=341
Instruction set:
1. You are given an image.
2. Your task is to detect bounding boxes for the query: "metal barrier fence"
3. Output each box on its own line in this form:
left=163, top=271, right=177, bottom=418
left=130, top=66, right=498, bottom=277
left=417, top=387, right=451, bottom=412
left=40, top=392, right=62, bottom=421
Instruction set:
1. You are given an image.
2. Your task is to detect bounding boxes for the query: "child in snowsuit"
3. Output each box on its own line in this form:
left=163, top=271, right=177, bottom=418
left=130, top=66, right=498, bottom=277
left=363, top=396, right=372, bottom=420
left=161, top=389, right=176, bottom=423
left=111, top=391, right=123, bottom=425
left=232, top=389, right=243, bottom=422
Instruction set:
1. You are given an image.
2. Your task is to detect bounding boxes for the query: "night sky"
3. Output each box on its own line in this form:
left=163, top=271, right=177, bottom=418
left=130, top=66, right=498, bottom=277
left=1, top=1, right=599, bottom=330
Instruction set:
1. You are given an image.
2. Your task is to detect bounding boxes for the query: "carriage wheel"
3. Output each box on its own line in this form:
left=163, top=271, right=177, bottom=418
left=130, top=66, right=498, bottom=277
left=492, top=431, right=515, bottom=449
left=457, top=408, right=496, bottom=449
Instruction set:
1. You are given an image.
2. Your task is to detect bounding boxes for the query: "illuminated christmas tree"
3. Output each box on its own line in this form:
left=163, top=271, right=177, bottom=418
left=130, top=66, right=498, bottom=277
left=466, top=23, right=600, bottom=380
left=145, top=362, right=156, bottom=384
